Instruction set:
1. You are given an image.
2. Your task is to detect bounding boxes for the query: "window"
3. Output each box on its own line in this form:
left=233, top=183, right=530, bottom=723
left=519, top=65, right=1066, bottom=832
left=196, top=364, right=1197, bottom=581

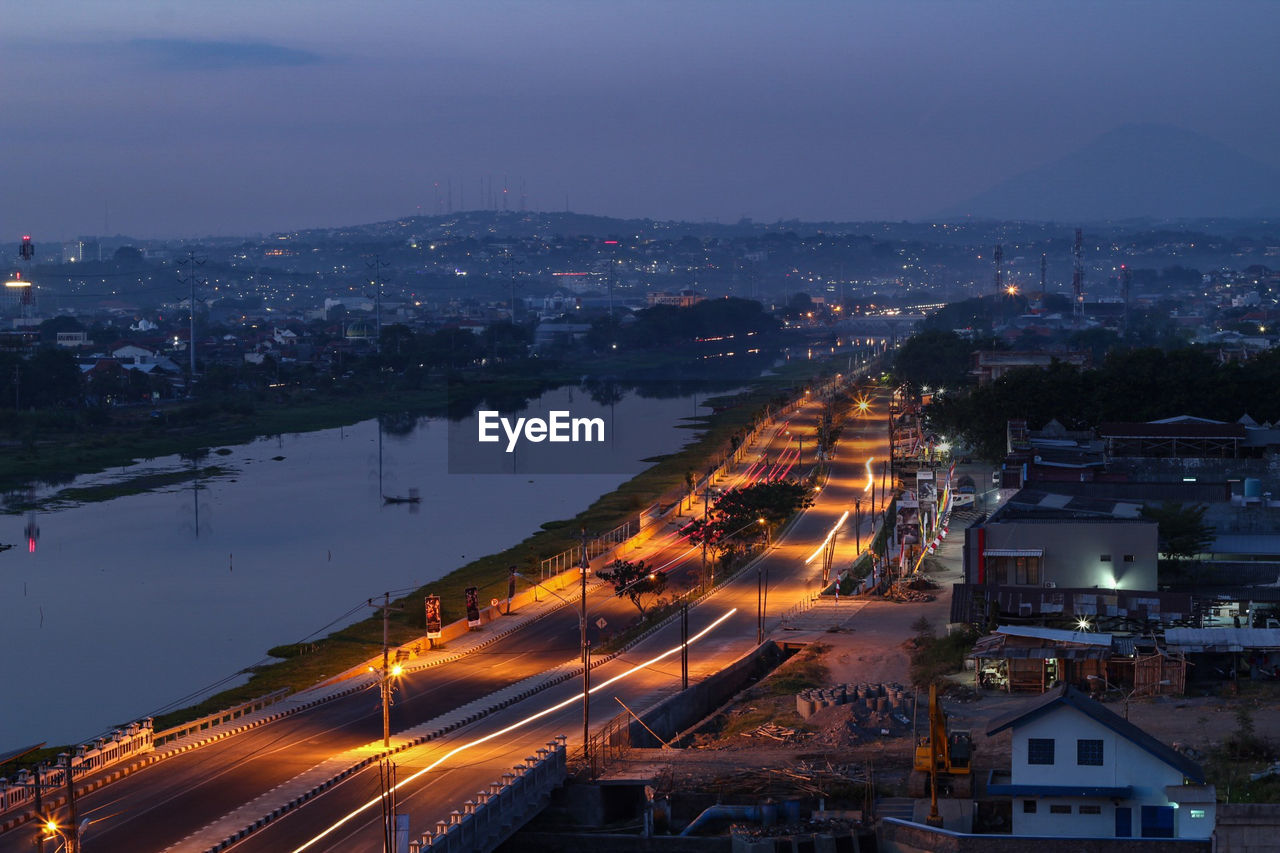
left=1077, top=739, right=1104, bottom=766
left=1079, top=805, right=1102, bottom=815
left=1023, top=800, right=1037, bottom=813
left=1123, top=554, right=1135, bottom=563
left=1027, top=738, right=1055, bottom=765
left=990, top=555, right=1042, bottom=585
left=1049, top=804, right=1072, bottom=814
left=1100, top=554, right=1113, bottom=562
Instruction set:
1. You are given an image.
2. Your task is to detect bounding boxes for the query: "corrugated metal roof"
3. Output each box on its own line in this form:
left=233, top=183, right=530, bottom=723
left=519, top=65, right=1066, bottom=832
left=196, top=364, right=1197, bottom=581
left=1212, top=534, right=1280, bottom=556
left=984, top=548, right=1045, bottom=557
left=1099, top=422, right=1246, bottom=439
left=1165, top=627, right=1280, bottom=650
left=995, top=625, right=1113, bottom=647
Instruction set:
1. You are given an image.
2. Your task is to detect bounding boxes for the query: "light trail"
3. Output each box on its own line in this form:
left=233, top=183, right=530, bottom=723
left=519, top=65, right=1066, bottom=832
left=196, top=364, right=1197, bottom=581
left=290, top=608, right=739, bottom=852
left=864, top=456, right=875, bottom=492
left=803, top=511, right=849, bottom=565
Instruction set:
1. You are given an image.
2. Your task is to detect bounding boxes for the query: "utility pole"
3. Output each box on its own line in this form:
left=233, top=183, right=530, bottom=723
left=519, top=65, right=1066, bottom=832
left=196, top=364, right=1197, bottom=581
left=33, top=768, right=43, bottom=853
left=700, top=478, right=713, bottom=582
left=64, top=753, right=79, bottom=853
left=368, top=593, right=403, bottom=748
left=379, top=758, right=398, bottom=853
left=855, top=497, right=863, bottom=553
left=580, top=527, right=591, bottom=772
left=177, top=250, right=205, bottom=394
left=757, top=563, right=764, bottom=644
left=681, top=604, right=689, bottom=690
left=367, top=255, right=389, bottom=356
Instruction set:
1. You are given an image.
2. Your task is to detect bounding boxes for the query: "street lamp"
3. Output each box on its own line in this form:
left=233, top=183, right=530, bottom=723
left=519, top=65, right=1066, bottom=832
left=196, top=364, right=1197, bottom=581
left=854, top=497, right=862, bottom=553
left=515, top=565, right=661, bottom=774
left=42, top=820, right=71, bottom=852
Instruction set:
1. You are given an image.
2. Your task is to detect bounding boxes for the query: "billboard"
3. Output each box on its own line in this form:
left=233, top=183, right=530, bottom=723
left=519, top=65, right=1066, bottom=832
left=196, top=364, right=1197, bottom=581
left=425, top=594, right=442, bottom=639
left=465, top=586, right=481, bottom=627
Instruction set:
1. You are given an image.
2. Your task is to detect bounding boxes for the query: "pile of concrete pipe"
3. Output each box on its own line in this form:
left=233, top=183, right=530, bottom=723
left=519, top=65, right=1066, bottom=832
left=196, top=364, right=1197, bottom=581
left=795, top=682, right=913, bottom=720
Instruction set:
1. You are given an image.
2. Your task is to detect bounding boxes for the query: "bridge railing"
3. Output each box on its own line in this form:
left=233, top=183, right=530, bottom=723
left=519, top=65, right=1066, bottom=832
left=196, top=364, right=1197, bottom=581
left=0, top=720, right=153, bottom=815
left=152, top=688, right=291, bottom=748
left=410, top=736, right=567, bottom=853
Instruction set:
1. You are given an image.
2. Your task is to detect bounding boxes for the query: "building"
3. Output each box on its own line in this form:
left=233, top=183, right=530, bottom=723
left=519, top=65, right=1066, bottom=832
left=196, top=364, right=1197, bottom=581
left=986, top=684, right=1214, bottom=839
left=646, top=288, right=703, bottom=308
left=963, top=489, right=1158, bottom=592
left=971, top=350, right=1089, bottom=384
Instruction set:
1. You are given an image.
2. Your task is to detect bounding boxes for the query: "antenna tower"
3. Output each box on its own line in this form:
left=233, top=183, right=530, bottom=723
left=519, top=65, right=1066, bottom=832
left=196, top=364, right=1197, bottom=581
left=1072, top=228, right=1085, bottom=326
left=993, top=244, right=1004, bottom=296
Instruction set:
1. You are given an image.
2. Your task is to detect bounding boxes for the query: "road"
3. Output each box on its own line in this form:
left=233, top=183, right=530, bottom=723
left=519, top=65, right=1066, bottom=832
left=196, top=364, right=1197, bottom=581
left=222, top=392, right=890, bottom=852
left=1, top=385, right=880, bottom=853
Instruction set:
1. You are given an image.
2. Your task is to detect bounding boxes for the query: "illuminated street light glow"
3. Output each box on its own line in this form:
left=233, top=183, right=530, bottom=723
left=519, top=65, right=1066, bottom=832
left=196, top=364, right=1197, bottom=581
left=804, top=511, right=849, bottom=565
left=291, top=608, right=739, bottom=853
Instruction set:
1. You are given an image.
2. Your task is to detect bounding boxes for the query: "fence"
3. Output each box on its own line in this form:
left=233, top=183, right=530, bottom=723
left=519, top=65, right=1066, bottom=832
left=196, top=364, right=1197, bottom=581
left=0, top=719, right=153, bottom=815
left=411, top=736, right=567, bottom=853
left=536, top=378, right=832, bottom=584
left=571, top=710, right=632, bottom=780
left=152, top=688, right=291, bottom=747
left=539, top=519, right=637, bottom=578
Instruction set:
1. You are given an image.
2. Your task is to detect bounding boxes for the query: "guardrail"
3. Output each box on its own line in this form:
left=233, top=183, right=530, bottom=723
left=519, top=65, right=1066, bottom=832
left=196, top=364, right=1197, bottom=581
left=152, top=688, right=291, bottom=748
left=411, top=736, right=567, bottom=853
left=0, top=719, right=152, bottom=815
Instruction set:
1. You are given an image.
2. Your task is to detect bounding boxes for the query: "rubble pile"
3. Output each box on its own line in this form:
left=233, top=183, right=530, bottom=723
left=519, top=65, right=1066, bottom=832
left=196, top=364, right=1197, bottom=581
left=742, top=722, right=799, bottom=741
left=707, top=761, right=869, bottom=798
left=884, top=581, right=935, bottom=602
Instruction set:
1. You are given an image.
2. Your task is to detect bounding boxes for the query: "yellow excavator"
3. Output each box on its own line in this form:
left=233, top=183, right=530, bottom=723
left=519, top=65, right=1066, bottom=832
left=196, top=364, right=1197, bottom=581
left=908, top=683, right=974, bottom=806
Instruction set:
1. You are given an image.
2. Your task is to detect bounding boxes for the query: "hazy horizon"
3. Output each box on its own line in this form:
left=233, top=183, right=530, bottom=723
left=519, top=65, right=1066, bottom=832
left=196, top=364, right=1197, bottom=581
left=4, top=1, right=1278, bottom=239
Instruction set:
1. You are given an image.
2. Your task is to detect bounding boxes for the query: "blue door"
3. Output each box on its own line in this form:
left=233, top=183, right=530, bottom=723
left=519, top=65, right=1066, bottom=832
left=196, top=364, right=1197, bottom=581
left=1115, top=806, right=1132, bottom=837
left=1141, top=805, right=1175, bottom=838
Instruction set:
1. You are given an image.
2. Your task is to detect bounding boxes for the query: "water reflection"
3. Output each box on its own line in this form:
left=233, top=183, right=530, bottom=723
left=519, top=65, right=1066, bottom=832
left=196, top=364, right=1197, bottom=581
left=0, top=382, right=736, bottom=752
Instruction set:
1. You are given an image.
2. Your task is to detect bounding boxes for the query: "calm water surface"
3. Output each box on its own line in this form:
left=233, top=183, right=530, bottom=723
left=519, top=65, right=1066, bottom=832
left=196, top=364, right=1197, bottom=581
left=0, top=386, right=721, bottom=752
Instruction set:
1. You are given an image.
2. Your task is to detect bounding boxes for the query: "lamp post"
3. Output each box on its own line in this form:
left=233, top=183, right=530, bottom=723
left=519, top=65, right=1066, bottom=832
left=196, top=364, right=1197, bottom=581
left=42, top=821, right=71, bottom=853
left=517, top=558, right=662, bottom=776
left=854, top=497, right=862, bottom=553
left=368, top=593, right=404, bottom=748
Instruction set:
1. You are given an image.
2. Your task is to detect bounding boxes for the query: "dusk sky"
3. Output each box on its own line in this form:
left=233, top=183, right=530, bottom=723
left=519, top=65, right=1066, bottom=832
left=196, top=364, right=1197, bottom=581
left=3, top=1, right=1278, bottom=239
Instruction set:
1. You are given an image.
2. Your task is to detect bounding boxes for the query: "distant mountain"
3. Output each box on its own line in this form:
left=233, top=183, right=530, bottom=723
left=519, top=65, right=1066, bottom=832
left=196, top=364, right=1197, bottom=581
left=938, top=124, right=1280, bottom=221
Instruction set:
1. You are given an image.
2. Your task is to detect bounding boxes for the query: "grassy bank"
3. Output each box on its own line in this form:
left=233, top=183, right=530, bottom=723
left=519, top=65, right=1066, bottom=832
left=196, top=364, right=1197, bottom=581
left=144, top=357, right=843, bottom=732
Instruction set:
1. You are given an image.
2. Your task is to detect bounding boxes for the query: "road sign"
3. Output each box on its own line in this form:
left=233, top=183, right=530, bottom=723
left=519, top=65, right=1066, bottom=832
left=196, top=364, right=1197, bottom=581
left=595, top=617, right=608, bottom=630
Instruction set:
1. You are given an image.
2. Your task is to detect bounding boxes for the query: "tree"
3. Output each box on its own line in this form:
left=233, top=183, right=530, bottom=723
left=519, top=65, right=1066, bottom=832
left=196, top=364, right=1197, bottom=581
left=686, top=481, right=813, bottom=554
left=1141, top=502, right=1215, bottom=562
left=597, top=559, right=667, bottom=618
left=893, top=330, right=983, bottom=392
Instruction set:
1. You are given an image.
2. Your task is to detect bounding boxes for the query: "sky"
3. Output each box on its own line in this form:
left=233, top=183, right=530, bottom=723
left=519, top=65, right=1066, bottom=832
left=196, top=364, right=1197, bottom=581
left=2, top=0, right=1278, bottom=239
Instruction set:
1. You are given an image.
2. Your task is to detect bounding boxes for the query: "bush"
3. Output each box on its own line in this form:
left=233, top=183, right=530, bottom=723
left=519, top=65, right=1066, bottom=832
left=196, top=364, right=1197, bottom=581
left=909, top=626, right=977, bottom=688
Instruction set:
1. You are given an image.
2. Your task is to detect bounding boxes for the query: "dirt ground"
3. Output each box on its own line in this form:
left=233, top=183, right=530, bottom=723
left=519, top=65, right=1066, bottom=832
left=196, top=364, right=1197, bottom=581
left=607, top=517, right=1280, bottom=800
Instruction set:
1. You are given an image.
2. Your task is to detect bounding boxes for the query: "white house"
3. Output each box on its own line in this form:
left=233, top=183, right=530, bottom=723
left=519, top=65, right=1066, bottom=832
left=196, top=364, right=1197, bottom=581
left=986, top=684, right=1214, bottom=840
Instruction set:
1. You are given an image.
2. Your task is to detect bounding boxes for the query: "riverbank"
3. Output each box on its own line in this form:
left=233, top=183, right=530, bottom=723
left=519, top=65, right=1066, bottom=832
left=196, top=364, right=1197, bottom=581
left=140, top=356, right=845, bottom=733
left=0, top=348, right=780, bottom=498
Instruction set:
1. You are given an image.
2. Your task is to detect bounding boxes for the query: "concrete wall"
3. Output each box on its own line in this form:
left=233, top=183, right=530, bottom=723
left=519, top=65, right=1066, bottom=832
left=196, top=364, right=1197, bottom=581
left=1009, top=709, right=1209, bottom=839
left=1215, top=803, right=1280, bottom=853
left=878, top=819, right=1210, bottom=853
left=501, top=834, right=730, bottom=853
left=984, top=520, right=1157, bottom=591
left=630, top=642, right=786, bottom=747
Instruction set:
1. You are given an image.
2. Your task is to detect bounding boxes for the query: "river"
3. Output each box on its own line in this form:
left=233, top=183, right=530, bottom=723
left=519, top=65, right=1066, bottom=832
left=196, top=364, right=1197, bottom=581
left=0, top=383, right=732, bottom=753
